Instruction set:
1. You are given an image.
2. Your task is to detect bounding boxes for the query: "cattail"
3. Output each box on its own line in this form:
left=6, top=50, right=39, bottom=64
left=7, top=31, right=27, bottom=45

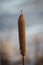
left=18, top=10, right=26, bottom=56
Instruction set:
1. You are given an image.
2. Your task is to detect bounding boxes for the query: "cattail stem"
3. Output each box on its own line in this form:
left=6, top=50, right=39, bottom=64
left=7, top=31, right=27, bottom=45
left=22, top=55, right=24, bottom=65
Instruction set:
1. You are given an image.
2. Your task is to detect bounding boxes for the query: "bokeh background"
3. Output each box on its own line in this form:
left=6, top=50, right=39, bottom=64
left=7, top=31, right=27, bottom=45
left=0, top=0, right=43, bottom=65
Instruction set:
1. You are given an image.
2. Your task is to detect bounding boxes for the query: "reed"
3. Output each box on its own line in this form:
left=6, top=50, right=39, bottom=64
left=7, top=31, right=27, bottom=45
left=18, top=10, right=26, bottom=65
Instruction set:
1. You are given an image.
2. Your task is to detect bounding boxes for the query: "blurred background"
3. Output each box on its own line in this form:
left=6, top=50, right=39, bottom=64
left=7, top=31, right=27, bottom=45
left=0, top=0, right=43, bottom=65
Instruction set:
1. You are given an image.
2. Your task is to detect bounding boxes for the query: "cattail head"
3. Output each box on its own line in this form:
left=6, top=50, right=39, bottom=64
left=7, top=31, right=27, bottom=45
left=18, top=10, right=26, bottom=56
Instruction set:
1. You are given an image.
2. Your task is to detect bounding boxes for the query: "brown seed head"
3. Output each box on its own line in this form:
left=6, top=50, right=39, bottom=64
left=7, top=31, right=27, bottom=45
left=18, top=11, right=26, bottom=56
